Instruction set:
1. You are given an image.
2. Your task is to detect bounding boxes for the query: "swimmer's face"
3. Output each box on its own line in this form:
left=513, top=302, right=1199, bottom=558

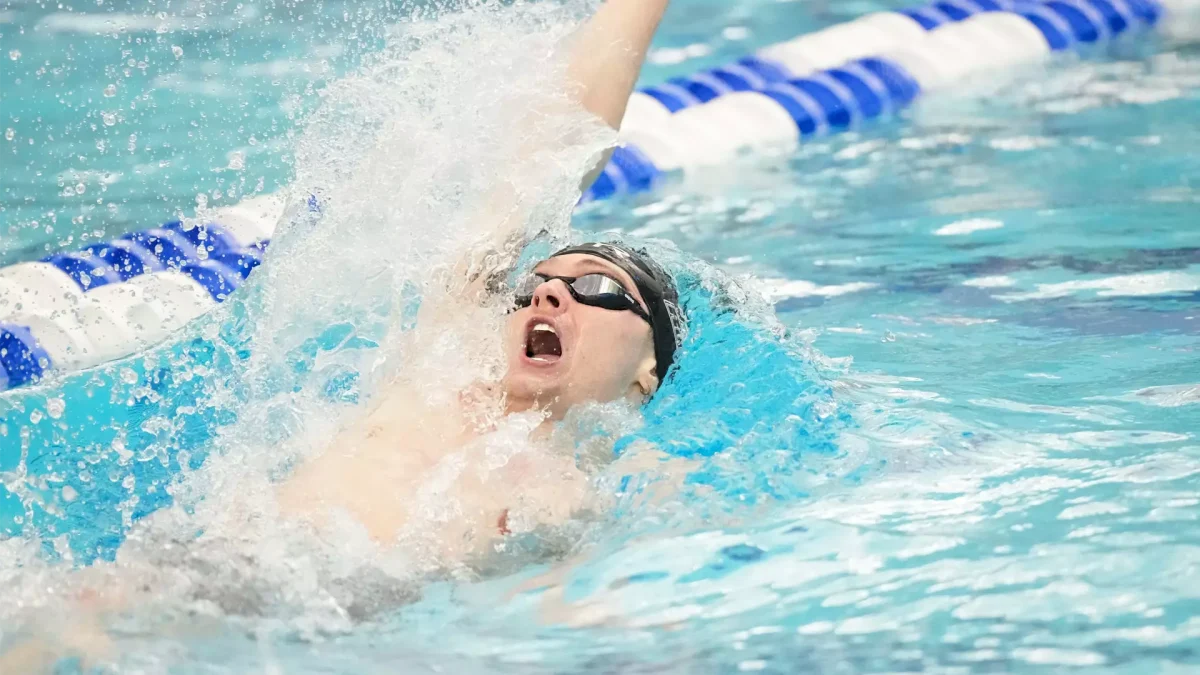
left=503, top=253, right=659, bottom=418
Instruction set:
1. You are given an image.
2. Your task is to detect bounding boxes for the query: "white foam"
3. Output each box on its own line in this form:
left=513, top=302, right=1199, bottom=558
left=1124, top=384, right=1200, bottom=408
left=998, top=271, right=1200, bottom=301
left=760, top=278, right=879, bottom=300
left=963, top=275, right=1016, bottom=288
left=934, top=218, right=1004, bottom=236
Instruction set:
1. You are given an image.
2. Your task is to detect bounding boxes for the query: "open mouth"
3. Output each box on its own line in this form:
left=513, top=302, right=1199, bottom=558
left=524, top=321, right=563, bottom=363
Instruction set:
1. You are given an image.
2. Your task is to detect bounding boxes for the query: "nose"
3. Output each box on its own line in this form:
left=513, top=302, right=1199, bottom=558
left=531, top=279, right=571, bottom=313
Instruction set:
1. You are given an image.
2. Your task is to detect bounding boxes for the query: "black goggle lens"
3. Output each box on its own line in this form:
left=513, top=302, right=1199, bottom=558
left=513, top=273, right=648, bottom=321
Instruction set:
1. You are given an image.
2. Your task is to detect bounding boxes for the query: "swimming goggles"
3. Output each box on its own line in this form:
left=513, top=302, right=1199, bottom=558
left=513, top=273, right=652, bottom=325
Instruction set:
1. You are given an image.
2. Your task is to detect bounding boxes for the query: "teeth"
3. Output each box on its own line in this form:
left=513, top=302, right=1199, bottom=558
left=532, top=322, right=556, bottom=335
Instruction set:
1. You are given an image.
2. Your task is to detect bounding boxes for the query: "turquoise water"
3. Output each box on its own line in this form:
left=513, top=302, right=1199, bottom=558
left=3, top=0, right=1200, bottom=672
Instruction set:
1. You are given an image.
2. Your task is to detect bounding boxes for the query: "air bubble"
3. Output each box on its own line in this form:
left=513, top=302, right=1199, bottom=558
left=75, top=182, right=86, bottom=195
left=61, top=485, right=78, bottom=502
left=8, top=50, right=20, bottom=61
left=120, top=367, right=139, bottom=384
left=104, top=84, right=117, bottom=97
left=46, top=397, right=65, bottom=419
left=30, top=409, right=44, bottom=424
left=102, top=112, right=117, bottom=126
left=172, top=45, right=184, bottom=59
left=4, top=128, right=13, bottom=141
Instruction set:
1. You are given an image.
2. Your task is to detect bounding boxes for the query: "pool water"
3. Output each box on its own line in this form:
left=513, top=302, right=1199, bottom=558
left=3, top=0, right=1200, bottom=672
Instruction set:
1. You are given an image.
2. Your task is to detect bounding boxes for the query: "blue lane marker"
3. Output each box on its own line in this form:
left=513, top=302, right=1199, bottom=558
left=708, top=67, right=757, bottom=92
left=788, top=78, right=854, bottom=130
left=123, top=227, right=200, bottom=270
left=761, top=87, right=820, bottom=136
left=826, top=69, right=884, bottom=120
left=901, top=6, right=951, bottom=29
left=0, top=324, right=48, bottom=389
left=1082, top=0, right=1130, bottom=33
left=608, top=145, right=660, bottom=193
left=1122, top=0, right=1162, bottom=24
left=855, top=57, right=922, bottom=107
left=583, top=170, right=617, bottom=202
left=82, top=240, right=164, bottom=282
left=1018, top=8, right=1075, bottom=50
left=163, top=221, right=240, bottom=257
left=641, top=87, right=689, bottom=113
left=1044, top=1, right=1103, bottom=42
left=180, top=260, right=242, bottom=302
left=210, top=247, right=265, bottom=280
left=668, top=76, right=724, bottom=104
left=737, top=56, right=792, bottom=83
left=934, top=1, right=978, bottom=21
left=42, top=253, right=123, bottom=291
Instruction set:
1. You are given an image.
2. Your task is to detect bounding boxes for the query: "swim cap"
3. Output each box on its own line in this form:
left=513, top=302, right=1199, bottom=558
left=550, top=242, right=680, bottom=385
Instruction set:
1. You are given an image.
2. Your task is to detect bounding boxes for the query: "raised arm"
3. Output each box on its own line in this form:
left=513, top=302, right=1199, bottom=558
left=441, top=0, right=671, bottom=306
left=569, top=0, right=671, bottom=145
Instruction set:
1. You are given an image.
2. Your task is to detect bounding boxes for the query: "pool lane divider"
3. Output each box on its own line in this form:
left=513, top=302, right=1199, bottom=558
left=0, top=0, right=1176, bottom=391
left=0, top=195, right=282, bottom=390
left=582, top=0, right=1168, bottom=201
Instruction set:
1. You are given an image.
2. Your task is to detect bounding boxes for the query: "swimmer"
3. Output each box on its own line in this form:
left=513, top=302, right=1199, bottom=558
left=1, top=2, right=689, bottom=666
left=275, top=0, right=683, bottom=564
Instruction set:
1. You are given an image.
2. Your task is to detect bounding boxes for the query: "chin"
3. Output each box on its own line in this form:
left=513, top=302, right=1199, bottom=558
left=502, top=369, right=563, bottom=411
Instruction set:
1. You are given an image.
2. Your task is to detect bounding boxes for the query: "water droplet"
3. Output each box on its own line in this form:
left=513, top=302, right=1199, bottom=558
left=8, top=50, right=19, bottom=61
left=103, top=83, right=117, bottom=97
left=172, top=45, right=184, bottom=59
left=61, top=485, right=78, bottom=502
left=45, top=397, right=65, bottom=419
left=4, top=128, right=13, bottom=141
left=102, top=112, right=117, bottom=126
left=113, top=438, right=133, bottom=463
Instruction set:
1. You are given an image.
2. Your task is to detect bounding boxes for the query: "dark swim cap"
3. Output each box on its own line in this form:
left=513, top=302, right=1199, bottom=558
left=550, top=242, right=680, bottom=385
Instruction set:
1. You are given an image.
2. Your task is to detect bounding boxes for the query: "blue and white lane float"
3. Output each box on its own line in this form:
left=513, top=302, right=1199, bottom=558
left=0, top=194, right=284, bottom=390
left=0, top=0, right=1180, bottom=391
left=583, top=0, right=1170, bottom=200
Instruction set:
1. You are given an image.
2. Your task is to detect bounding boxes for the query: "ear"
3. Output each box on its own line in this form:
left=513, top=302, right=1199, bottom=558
left=633, top=353, right=660, bottom=398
